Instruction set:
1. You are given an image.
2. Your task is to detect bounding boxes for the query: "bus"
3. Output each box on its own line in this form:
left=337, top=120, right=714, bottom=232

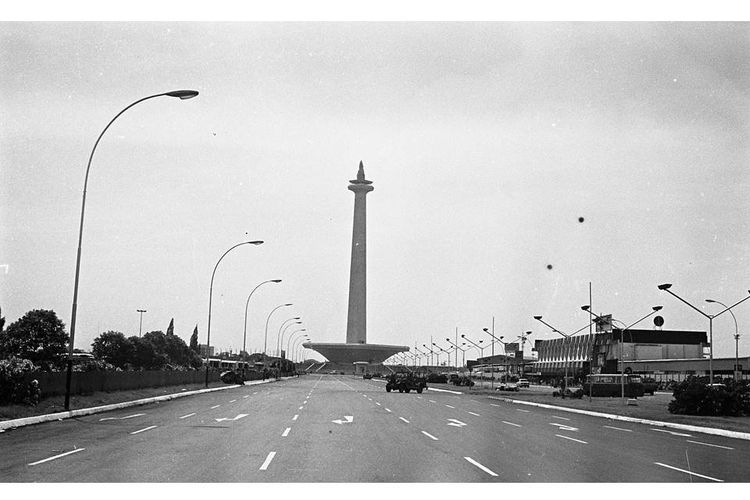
left=582, top=374, right=645, bottom=397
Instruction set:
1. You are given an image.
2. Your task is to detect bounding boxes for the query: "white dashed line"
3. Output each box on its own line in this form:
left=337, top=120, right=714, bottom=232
left=179, top=413, right=196, bottom=419
left=385, top=408, right=392, bottom=412
left=445, top=405, right=455, bottom=409
left=464, top=457, right=498, bottom=477
left=556, top=434, right=587, bottom=444
left=229, top=399, right=237, bottom=403
left=651, top=429, right=692, bottom=437
left=375, top=402, right=381, bottom=406
left=243, top=395, right=249, bottom=399
left=490, top=404, right=500, bottom=407
left=130, top=426, right=157, bottom=435
left=429, top=400, right=437, bottom=403
left=467, top=411, right=480, bottom=416
left=259, top=452, right=276, bottom=471
left=282, top=428, right=291, bottom=437
left=551, top=415, right=570, bottom=421
left=299, top=406, right=304, bottom=410
left=211, top=405, right=221, bottom=409
left=253, top=392, right=258, bottom=395
left=292, top=415, right=299, bottom=421
left=686, top=440, right=734, bottom=450
left=399, top=417, right=410, bottom=423
left=502, top=421, right=522, bottom=427
left=654, top=462, right=723, bottom=482
left=421, top=431, right=439, bottom=441
left=28, top=448, right=85, bottom=466
left=516, top=409, right=530, bottom=413
left=603, top=425, right=632, bottom=432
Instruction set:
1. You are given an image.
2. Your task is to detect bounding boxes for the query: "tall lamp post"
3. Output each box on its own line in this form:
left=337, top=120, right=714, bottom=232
left=278, top=319, right=303, bottom=357
left=533, top=317, right=593, bottom=398
left=287, top=329, right=308, bottom=361
left=581, top=305, right=662, bottom=404
left=461, top=335, right=485, bottom=358
left=706, top=299, right=742, bottom=381
left=64, top=89, right=199, bottom=410
left=517, top=331, right=532, bottom=378
left=291, top=333, right=308, bottom=362
left=432, top=343, right=451, bottom=368
left=204, top=240, right=265, bottom=387
left=482, top=327, right=504, bottom=389
left=423, top=344, right=436, bottom=367
left=446, top=338, right=467, bottom=368
left=136, top=309, right=147, bottom=337
left=242, top=279, right=281, bottom=378
left=264, top=303, right=293, bottom=355
left=659, top=284, right=750, bottom=383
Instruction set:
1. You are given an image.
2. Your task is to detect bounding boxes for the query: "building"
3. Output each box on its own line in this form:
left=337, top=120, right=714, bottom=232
left=198, top=344, right=215, bottom=357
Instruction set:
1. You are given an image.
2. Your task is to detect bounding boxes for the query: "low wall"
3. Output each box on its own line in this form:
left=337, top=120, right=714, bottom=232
left=23, top=370, right=222, bottom=398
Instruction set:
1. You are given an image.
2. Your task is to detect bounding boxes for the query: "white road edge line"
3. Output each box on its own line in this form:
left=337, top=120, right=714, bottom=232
left=603, top=425, right=632, bottom=432
left=464, top=456, right=498, bottom=477
left=282, top=427, right=291, bottom=437
left=686, top=440, right=734, bottom=450
left=556, top=434, right=587, bottom=444
left=130, top=425, right=157, bottom=435
left=400, top=417, right=410, bottom=423
left=179, top=413, right=196, bottom=419
left=421, top=431, right=439, bottom=441
left=28, top=448, right=85, bottom=466
left=259, top=451, right=276, bottom=471
left=502, top=421, right=522, bottom=427
left=654, top=462, right=723, bottom=482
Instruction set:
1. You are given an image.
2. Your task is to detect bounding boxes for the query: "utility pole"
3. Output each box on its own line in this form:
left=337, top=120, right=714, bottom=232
left=137, top=309, right=147, bottom=337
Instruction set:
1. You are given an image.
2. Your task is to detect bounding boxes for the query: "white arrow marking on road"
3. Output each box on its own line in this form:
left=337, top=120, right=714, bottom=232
left=332, top=415, right=354, bottom=424
left=215, top=413, right=248, bottom=422
left=99, top=413, right=145, bottom=421
left=549, top=422, right=579, bottom=432
left=447, top=418, right=467, bottom=427
left=651, top=428, right=692, bottom=437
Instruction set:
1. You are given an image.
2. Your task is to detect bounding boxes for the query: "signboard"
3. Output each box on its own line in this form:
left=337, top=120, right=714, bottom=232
left=505, top=342, right=519, bottom=353
left=595, top=314, right=613, bottom=333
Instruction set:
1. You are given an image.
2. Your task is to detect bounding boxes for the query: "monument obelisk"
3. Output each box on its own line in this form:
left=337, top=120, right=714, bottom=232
left=346, top=161, right=373, bottom=344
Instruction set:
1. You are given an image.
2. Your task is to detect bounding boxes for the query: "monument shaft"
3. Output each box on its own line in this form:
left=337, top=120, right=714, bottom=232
left=346, top=162, right=373, bottom=344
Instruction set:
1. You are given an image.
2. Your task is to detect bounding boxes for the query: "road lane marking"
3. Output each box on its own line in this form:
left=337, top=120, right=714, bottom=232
left=215, top=414, right=248, bottom=422
left=464, top=457, right=498, bottom=477
left=211, top=405, right=221, bottom=409
left=230, top=399, right=237, bottom=403
left=490, top=404, right=500, bottom=407
left=467, top=411, right=480, bottom=416
left=603, top=425, right=632, bottom=432
left=399, top=417, right=410, bottom=423
left=99, top=413, right=145, bottom=421
left=179, top=413, right=196, bottom=419
left=502, top=421, right=522, bottom=427
left=243, top=395, right=249, bottom=398
left=28, top=448, right=85, bottom=466
left=375, top=402, right=381, bottom=406
left=516, top=409, right=530, bottom=413
left=417, top=396, right=422, bottom=399
left=292, top=415, right=299, bottom=421
left=470, top=399, right=480, bottom=403
left=421, top=431, right=439, bottom=440
left=429, top=400, right=437, bottom=403
left=445, top=404, right=455, bottom=409
left=447, top=419, right=467, bottom=427
left=130, top=425, right=157, bottom=435
left=686, top=440, right=734, bottom=450
left=253, top=392, right=258, bottom=394
left=551, top=415, right=570, bottom=421
left=549, top=423, right=579, bottom=432
left=299, top=406, right=303, bottom=410
left=282, top=427, right=291, bottom=437
left=556, top=434, right=587, bottom=444
left=654, top=462, right=723, bottom=482
left=385, top=408, right=392, bottom=412
left=259, top=452, right=276, bottom=471
left=651, top=428, right=692, bottom=437
left=428, top=387, right=462, bottom=394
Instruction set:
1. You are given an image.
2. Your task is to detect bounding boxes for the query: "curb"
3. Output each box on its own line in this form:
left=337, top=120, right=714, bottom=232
left=487, top=396, right=750, bottom=441
left=0, top=377, right=284, bottom=432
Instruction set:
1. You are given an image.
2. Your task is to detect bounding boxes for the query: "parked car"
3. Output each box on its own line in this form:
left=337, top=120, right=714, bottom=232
left=427, top=373, right=448, bottom=384
left=517, top=378, right=530, bottom=388
left=496, top=381, right=519, bottom=392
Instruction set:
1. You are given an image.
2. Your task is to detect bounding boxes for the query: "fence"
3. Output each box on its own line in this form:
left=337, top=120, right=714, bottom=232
left=22, top=370, right=222, bottom=398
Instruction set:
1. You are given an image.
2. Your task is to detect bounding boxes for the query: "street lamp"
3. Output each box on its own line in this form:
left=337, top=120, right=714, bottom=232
left=422, top=344, right=436, bottom=367
left=659, top=284, right=750, bottom=383
left=706, top=299, right=741, bottom=380
left=264, top=303, right=293, bottom=355
left=136, top=309, right=147, bottom=337
left=287, top=329, right=308, bottom=360
left=242, top=279, right=281, bottom=376
left=581, top=305, right=662, bottom=403
left=291, top=333, right=308, bottom=362
left=461, top=335, right=485, bottom=358
left=483, top=327, right=505, bottom=389
left=64, top=89, right=199, bottom=410
left=534, top=316, right=594, bottom=398
left=204, top=240, right=264, bottom=387
left=517, top=331, right=532, bottom=378
left=446, top=338, right=467, bottom=368
left=278, top=318, right=303, bottom=357
left=432, top=343, right=451, bottom=367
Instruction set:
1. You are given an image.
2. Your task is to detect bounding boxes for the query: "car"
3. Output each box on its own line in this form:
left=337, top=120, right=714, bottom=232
left=517, top=379, right=530, bottom=388
left=363, top=373, right=373, bottom=379
left=496, top=381, right=519, bottom=392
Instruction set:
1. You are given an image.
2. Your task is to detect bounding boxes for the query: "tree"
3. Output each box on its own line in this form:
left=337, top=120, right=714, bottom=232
left=0, top=307, right=5, bottom=332
left=128, top=336, right=166, bottom=370
left=164, top=334, right=191, bottom=366
left=189, top=325, right=199, bottom=354
left=166, top=318, right=174, bottom=337
left=0, top=309, right=68, bottom=368
left=91, top=331, right=132, bottom=368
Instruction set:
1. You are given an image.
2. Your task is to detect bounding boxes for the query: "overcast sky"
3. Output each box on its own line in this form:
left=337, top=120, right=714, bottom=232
left=1, top=21, right=748, bottom=362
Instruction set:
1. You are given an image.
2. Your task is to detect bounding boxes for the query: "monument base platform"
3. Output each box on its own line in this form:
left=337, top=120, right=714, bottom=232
left=303, top=342, right=408, bottom=365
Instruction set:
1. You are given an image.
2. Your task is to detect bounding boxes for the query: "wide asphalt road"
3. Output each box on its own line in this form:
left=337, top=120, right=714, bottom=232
left=1, top=375, right=748, bottom=482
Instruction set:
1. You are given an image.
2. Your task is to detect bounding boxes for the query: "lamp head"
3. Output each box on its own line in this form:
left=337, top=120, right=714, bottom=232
left=581, top=305, right=590, bottom=311
left=284, top=303, right=293, bottom=306
left=526, top=331, right=532, bottom=335
left=705, top=299, right=716, bottom=303
left=657, top=283, right=672, bottom=290
left=653, top=306, right=663, bottom=311
left=166, top=89, right=199, bottom=100
left=482, top=328, right=489, bottom=332
left=271, top=279, right=282, bottom=283
left=460, top=334, right=465, bottom=338
left=533, top=315, right=542, bottom=320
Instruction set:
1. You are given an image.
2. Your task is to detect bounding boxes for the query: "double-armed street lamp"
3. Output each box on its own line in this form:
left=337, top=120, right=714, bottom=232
left=136, top=309, right=147, bottom=337
left=446, top=338, right=467, bottom=368
left=278, top=318, right=303, bottom=357
left=706, top=299, right=742, bottom=380
left=423, top=344, right=437, bottom=366
left=482, top=327, right=506, bottom=389
left=64, top=89, right=199, bottom=410
left=517, top=331, right=533, bottom=378
left=658, top=284, right=750, bottom=384
left=432, top=343, right=451, bottom=367
left=461, top=335, right=485, bottom=358
left=264, top=303, right=293, bottom=355
left=242, top=279, right=282, bottom=375
left=204, top=240, right=265, bottom=387
left=581, top=305, right=662, bottom=403
left=533, top=316, right=594, bottom=398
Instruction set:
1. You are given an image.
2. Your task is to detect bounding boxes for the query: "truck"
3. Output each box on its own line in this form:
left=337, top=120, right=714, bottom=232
left=385, top=372, right=427, bottom=393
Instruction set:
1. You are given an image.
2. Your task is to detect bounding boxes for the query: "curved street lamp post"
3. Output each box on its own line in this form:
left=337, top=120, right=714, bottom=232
left=533, top=317, right=594, bottom=398
left=64, top=90, right=199, bottom=410
left=706, top=299, right=742, bottom=380
left=264, top=304, right=293, bottom=355
left=278, top=319, right=303, bottom=357
left=242, top=279, right=282, bottom=379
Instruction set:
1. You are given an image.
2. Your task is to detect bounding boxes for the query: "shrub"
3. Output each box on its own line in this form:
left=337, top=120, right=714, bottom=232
left=0, top=357, right=38, bottom=405
left=668, top=377, right=750, bottom=416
